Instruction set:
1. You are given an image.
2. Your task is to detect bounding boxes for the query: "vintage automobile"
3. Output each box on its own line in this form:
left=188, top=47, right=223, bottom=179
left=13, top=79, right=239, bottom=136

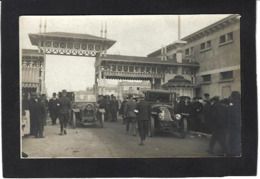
left=71, top=91, right=103, bottom=128
left=143, top=89, right=188, bottom=138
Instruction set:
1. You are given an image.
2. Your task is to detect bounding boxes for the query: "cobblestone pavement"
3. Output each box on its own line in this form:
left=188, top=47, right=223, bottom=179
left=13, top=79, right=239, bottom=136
left=22, top=116, right=222, bottom=158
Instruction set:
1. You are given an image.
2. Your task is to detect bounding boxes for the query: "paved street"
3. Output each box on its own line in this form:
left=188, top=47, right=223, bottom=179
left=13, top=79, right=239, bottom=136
left=22, top=116, right=222, bottom=158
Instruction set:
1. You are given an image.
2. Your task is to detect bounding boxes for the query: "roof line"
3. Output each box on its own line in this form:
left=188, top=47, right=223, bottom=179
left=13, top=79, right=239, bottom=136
left=147, top=14, right=240, bottom=57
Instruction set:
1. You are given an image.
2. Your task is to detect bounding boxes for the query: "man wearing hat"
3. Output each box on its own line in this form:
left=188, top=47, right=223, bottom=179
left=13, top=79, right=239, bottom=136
left=28, top=92, right=46, bottom=138
left=57, top=90, right=71, bottom=135
left=49, top=93, right=59, bottom=125
left=135, top=93, right=150, bottom=146
left=124, top=94, right=137, bottom=136
left=207, top=96, right=228, bottom=155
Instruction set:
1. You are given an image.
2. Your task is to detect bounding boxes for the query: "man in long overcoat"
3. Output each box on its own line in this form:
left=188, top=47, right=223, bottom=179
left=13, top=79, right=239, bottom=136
left=135, top=93, right=150, bottom=146
left=208, top=96, right=228, bottom=155
left=124, top=94, right=137, bottom=136
left=110, top=96, right=119, bottom=122
left=35, top=95, right=47, bottom=138
left=57, top=90, right=71, bottom=135
left=49, top=93, right=59, bottom=125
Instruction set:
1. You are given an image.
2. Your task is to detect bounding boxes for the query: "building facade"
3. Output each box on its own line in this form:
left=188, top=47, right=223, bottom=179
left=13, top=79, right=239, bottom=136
left=148, top=14, right=241, bottom=98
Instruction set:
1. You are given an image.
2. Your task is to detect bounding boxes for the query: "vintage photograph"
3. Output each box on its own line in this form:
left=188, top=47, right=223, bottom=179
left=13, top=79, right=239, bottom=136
left=20, top=14, right=241, bottom=158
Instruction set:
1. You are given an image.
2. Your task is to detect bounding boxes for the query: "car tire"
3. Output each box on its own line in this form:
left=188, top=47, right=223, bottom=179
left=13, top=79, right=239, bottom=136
left=72, top=112, right=76, bottom=129
left=148, top=116, right=155, bottom=137
left=179, top=118, right=187, bottom=138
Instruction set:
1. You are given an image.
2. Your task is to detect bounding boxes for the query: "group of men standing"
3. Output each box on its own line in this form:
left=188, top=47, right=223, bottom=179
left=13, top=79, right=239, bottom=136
left=22, top=92, right=47, bottom=138
left=122, top=94, right=150, bottom=146
left=174, top=91, right=241, bottom=156
left=22, top=90, right=72, bottom=138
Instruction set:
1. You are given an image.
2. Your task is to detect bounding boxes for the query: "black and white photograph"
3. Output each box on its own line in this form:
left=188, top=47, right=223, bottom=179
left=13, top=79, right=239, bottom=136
left=20, top=14, right=242, bottom=158
left=2, top=0, right=257, bottom=177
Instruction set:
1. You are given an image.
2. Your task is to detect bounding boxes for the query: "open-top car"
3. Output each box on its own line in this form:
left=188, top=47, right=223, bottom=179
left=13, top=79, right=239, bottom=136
left=143, top=89, right=188, bottom=138
left=71, top=91, right=102, bottom=128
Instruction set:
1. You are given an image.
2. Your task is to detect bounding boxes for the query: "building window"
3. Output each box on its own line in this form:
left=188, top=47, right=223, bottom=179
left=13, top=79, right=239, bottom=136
left=200, top=43, right=206, bottom=50
left=137, top=87, right=140, bottom=90
left=219, top=32, right=233, bottom=45
left=118, top=65, right=122, bottom=71
left=185, top=48, right=189, bottom=56
left=220, top=71, right=233, bottom=80
left=202, top=74, right=211, bottom=82
left=206, top=41, right=211, bottom=48
left=173, top=54, right=177, bottom=60
left=200, top=40, right=211, bottom=51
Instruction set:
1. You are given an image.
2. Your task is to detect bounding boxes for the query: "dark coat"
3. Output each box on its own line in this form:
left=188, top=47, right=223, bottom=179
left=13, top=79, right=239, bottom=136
left=48, top=98, right=59, bottom=115
left=190, top=101, right=203, bottom=117
left=58, top=96, right=71, bottom=114
left=124, top=99, right=137, bottom=117
left=119, top=100, right=127, bottom=115
left=29, top=98, right=46, bottom=121
left=110, top=100, right=119, bottom=111
left=173, top=100, right=181, bottom=114
left=211, top=101, right=228, bottom=130
left=181, top=101, right=192, bottom=114
left=135, top=100, right=150, bottom=121
left=22, top=98, right=30, bottom=111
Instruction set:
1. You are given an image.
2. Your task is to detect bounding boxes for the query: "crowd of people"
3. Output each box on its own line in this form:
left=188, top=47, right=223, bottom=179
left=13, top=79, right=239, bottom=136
left=173, top=91, right=241, bottom=156
left=22, top=89, right=241, bottom=156
left=22, top=90, right=72, bottom=138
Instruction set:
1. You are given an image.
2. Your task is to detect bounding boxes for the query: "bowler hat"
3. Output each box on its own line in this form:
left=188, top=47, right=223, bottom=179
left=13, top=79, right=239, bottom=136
left=62, top=89, right=67, bottom=94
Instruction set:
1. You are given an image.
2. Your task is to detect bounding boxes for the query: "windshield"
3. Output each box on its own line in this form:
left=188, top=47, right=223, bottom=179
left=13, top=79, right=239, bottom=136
left=147, top=92, right=171, bottom=103
left=74, top=93, right=96, bottom=102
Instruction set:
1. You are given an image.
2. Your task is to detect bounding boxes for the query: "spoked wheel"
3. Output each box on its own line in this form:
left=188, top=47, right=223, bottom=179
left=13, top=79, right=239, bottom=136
left=179, top=118, right=187, bottom=138
left=148, top=116, right=155, bottom=137
left=72, top=112, right=76, bottom=129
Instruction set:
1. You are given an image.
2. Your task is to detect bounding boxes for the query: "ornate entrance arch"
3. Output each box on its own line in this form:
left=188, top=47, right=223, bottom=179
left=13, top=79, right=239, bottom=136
left=22, top=32, right=200, bottom=97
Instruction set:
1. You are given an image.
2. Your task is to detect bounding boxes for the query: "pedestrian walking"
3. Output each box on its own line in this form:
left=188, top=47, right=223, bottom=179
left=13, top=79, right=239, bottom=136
left=119, top=97, right=128, bottom=124
left=227, top=91, right=241, bottom=156
left=48, top=93, right=59, bottom=125
left=110, top=96, right=119, bottom=122
left=207, top=96, right=228, bottom=155
left=57, top=90, right=71, bottom=135
left=124, top=94, right=137, bottom=136
left=135, top=93, right=150, bottom=146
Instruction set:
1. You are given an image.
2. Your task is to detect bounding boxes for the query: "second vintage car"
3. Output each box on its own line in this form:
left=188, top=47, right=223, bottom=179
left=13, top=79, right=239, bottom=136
left=142, top=89, right=188, bottom=138
left=71, top=91, right=103, bottom=128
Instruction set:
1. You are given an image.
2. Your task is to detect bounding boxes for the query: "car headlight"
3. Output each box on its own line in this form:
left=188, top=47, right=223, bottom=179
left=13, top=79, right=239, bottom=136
left=175, top=114, right=182, bottom=120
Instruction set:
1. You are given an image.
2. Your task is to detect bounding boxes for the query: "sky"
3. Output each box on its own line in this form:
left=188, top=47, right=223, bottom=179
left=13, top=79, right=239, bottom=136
left=20, top=15, right=230, bottom=97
